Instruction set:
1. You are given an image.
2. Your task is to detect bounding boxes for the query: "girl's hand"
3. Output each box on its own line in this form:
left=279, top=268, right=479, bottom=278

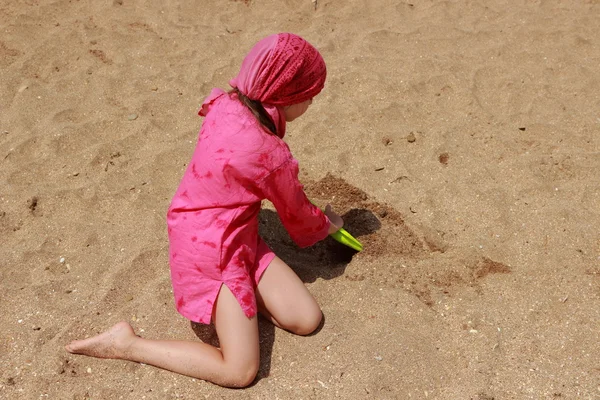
left=325, top=204, right=344, bottom=234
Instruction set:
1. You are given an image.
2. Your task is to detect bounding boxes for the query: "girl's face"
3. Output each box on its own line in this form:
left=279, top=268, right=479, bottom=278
left=283, top=98, right=313, bottom=122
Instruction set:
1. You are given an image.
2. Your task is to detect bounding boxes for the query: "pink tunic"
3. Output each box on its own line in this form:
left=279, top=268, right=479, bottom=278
left=167, top=89, right=330, bottom=324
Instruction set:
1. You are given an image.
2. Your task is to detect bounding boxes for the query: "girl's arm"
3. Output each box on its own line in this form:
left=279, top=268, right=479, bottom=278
left=258, top=158, right=340, bottom=248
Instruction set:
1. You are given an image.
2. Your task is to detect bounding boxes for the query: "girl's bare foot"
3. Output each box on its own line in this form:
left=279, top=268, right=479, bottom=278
left=65, top=321, right=137, bottom=359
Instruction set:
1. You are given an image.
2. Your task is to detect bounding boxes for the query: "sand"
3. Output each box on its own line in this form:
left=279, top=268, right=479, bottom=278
left=1, top=0, right=599, bottom=398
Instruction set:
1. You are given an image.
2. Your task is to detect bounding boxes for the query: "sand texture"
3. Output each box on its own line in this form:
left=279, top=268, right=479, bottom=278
left=1, top=0, right=599, bottom=398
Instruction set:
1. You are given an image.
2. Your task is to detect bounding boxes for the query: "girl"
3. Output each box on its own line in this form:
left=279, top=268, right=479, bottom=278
left=65, top=33, right=344, bottom=388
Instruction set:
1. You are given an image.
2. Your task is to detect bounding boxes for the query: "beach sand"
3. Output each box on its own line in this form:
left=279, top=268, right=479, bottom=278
left=1, top=0, right=599, bottom=398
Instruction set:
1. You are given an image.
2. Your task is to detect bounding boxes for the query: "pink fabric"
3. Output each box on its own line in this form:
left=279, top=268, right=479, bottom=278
left=229, top=33, right=327, bottom=138
left=167, top=91, right=330, bottom=324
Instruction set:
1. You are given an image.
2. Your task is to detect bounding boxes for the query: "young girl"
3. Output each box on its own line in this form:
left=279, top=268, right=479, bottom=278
left=65, top=33, right=344, bottom=388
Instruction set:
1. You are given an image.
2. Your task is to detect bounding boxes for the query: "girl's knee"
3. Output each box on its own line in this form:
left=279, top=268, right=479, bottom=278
left=291, top=309, right=322, bottom=336
left=225, top=359, right=259, bottom=388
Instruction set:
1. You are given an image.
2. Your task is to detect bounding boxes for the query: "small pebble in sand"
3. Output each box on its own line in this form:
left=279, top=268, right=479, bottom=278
left=407, top=132, right=416, bottom=142
left=59, top=257, right=65, bottom=263
left=128, top=113, right=138, bottom=121
left=27, top=196, right=39, bottom=211
left=86, top=367, right=92, bottom=373
left=18, top=85, right=29, bottom=93
left=375, top=355, right=383, bottom=361
left=438, top=152, right=449, bottom=165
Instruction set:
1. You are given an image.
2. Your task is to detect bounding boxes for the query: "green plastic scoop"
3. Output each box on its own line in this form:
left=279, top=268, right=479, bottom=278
left=311, top=201, right=363, bottom=252
left=330, top=227, right=363, bottom=252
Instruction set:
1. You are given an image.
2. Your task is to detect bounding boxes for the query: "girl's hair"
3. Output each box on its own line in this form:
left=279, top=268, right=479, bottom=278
left=230, top=88, right=277, bottom=136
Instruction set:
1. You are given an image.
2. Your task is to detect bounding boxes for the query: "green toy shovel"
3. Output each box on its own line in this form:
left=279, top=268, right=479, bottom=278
left=330, top=227, right=363, bottom=252
left=312, top=201, right=363, bottom=252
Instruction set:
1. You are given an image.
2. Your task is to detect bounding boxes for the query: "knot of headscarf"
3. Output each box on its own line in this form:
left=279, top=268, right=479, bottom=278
left=229, top=33, right=327, bottom=137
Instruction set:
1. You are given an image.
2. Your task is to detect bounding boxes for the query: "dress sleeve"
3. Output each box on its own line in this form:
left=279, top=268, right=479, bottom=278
left=258, top=158, right=330, bottom=248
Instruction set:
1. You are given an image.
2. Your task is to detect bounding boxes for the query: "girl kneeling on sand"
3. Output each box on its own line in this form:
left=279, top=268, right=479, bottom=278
left=66, top=32, right=344, bottom=388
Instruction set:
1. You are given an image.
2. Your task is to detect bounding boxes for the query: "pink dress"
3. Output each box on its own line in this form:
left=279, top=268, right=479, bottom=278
left=167, top=89, right=330, bottom=324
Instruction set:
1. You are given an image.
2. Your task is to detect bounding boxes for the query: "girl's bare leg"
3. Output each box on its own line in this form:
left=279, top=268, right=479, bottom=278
left=256, top=256, right=322, bottom=336
left=65, top=285, right=259, bottom=388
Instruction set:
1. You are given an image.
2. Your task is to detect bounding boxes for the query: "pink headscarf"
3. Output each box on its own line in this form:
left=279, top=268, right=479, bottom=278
left=229, top=33, right=327, bottom=137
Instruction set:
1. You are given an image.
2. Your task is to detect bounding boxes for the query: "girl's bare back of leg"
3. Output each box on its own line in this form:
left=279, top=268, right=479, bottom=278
left=65, top=257, right=320, bottom=387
